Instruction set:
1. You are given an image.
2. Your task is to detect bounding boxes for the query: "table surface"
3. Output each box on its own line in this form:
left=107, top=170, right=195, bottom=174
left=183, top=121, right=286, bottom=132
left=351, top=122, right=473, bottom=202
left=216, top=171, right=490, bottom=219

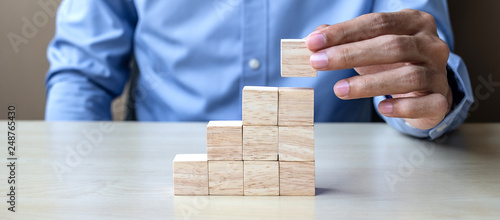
left=1, top=121, right=499, bottom=219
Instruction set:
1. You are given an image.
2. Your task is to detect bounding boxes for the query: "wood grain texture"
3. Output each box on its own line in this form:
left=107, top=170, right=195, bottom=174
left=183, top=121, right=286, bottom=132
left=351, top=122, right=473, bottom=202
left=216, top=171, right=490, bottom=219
left=279, top=126, right=315, bottom=161
left=244, top=161, right=279, bottom=196
left=281, top=39, right=317, bottom=77
left=279, top=161, right=315, bottom=196
left=173, top=154, right=209, bottom=195
left=243, top=126, right=278, bottom=161
left=242, top=86, right=278, bottom=126
left=207, top=121, right=243, bottom=161
left=209, top=161, right=244, bottom=195
left=278, top=87, right=314, bottom=126
left=6, top=121, right=500, bottom=219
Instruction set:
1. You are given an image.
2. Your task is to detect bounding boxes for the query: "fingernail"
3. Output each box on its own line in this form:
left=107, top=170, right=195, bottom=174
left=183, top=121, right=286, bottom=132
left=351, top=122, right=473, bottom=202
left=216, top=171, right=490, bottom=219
left=334, top=80, right=350, bottom=97
left=379, top=102, right=393, bottom=114
left=310, top=52, right=328, bottom=69
left=306, top=33, right=326, bottom=50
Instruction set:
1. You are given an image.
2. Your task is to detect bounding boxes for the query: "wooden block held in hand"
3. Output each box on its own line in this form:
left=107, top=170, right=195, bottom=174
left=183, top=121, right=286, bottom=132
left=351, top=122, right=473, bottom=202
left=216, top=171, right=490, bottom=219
left=243, top=126, right=278, bottom=161
left=244, top=161, right=279, bottom=196
left=209, top=161, right=244, bottom=195
left=242, top=86, right=278, bottom=126
left=278, top=87, right=314, bottom=126
left=207, top=121, right=242, bottom=161
left=279, top=126, right=314, bottom=161
left=173, top=154, right=208, bottom=195
left=280, top=161, right=315, bottom=196
left=281, top=39, right=317, bottom=77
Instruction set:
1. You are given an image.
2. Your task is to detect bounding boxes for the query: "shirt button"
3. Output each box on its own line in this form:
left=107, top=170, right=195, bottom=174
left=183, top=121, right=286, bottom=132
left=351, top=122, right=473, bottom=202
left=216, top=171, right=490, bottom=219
left=248, top=58, right=260, bottom=70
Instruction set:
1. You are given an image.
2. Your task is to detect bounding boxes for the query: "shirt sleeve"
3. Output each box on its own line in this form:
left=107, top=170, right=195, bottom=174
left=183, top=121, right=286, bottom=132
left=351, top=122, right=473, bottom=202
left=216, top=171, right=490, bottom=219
left=45, top=0, right=137, bottom=121
left=371, top=0, right=474, bottom=139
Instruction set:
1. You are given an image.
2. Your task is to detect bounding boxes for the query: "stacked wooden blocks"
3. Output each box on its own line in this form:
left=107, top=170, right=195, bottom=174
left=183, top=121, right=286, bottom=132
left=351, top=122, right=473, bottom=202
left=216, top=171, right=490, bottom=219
left=173, top=39, right=317, bottom=196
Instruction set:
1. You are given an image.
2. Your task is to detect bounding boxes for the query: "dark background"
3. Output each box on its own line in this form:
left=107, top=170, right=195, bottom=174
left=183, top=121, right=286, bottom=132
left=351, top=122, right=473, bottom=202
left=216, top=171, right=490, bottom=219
left=448, top=1, right=500, bottom=122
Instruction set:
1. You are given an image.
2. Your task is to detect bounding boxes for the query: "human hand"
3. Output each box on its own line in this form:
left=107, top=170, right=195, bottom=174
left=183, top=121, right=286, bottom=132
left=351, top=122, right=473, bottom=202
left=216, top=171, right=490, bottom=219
left=306, top=9, right=453, bottom=130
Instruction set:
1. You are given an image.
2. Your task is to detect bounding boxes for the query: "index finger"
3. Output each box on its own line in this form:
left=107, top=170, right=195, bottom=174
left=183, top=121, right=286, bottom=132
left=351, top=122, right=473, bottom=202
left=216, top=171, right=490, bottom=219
left=306, top=9, right=437, bottom=51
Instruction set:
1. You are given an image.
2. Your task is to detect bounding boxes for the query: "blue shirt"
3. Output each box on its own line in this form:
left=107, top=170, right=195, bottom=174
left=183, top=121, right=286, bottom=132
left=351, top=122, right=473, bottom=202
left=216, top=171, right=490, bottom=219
left=45, top=0, right=474, bottom=139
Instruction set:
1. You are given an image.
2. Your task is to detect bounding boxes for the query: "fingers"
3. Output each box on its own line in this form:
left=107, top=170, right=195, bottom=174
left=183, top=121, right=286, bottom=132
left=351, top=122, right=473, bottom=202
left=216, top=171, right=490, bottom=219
left=303, top=24, right=330, bottom=40
left=354, top=63, right=406, bottom=75
left=306, top=24, right=330, bottom=41
left=311, top=35, right=428, bottom=71
left=306, top=10, right=451, bottom=130
left=377, top=93, right=449, bottom=129
left=314, top=24, right=330, bottom=32
left=306, top=9, right=437, bottom=51
left=333, top=65, right=432, bottom=99
left=307, top=24, right=330, bottom=43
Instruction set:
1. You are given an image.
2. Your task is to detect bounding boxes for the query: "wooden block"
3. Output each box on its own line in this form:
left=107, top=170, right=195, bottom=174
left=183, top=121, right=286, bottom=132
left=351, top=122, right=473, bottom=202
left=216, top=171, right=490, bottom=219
left=173, top=154, right=208, bottom=195
left=279, top=126, right=314, bottom=161
left=209, top=161, right=244, bottom=195
left=244, top=161, right=279, bottom=196
left=281, top=39, right=317, bottom=77
left=278, top=87, right=314, bottom=126
left=243, top=126, right=278, bottom=161
left=279, top=161, right=315, bottom=196
left=207, top=121, right=242, bottom=161
left=242, top=86, right=278, bottom=126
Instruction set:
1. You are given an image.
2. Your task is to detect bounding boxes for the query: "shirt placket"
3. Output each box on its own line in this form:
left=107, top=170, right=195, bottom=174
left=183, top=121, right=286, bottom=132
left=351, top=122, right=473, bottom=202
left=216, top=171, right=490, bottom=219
left=241, top=0, right=268, bottom=86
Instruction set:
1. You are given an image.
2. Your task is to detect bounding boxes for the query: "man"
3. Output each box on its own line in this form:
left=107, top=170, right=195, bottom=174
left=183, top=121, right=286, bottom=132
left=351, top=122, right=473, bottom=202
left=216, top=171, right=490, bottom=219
left=45, top=0, right=473, bottom=140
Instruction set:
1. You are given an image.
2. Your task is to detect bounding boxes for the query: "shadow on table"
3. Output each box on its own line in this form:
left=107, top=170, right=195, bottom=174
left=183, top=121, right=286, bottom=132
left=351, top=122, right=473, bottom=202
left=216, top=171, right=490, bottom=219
left=315, top=187, right=335, bottom=195
left=433, top=127, right=500, bottom=157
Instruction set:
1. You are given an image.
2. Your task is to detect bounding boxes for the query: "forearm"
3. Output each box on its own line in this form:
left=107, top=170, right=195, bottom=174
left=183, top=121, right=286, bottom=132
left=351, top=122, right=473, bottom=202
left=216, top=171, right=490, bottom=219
left=45, top=72, right=114, bottom=121
left=44, top=0, right=137, bottom=121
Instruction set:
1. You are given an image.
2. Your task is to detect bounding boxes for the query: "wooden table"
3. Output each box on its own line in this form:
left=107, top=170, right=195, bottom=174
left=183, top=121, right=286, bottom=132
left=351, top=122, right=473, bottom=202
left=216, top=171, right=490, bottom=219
left=1, top=121, right=499, bottom=219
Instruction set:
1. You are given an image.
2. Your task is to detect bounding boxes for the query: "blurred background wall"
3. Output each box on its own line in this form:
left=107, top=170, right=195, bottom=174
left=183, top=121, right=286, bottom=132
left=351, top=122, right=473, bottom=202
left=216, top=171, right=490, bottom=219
left=1, top=0, right=56, bottom=120
left=448, top=1, right=500, bottom=122
left=0, top=0, right=498, bottom=122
